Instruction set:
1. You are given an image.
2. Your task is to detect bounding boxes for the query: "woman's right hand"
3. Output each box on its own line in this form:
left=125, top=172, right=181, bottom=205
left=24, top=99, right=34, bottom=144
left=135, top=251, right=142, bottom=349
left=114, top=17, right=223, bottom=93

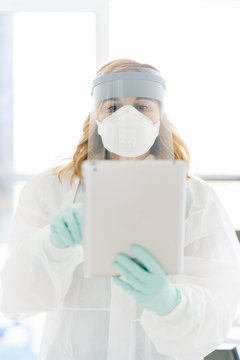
left=50, top=203, right=83, bottom=248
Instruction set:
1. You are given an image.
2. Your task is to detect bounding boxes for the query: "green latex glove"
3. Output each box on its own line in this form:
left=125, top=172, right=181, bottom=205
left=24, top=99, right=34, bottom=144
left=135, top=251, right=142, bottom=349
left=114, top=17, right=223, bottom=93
left=50, top=203, right=83, bottom=248
left=113, top=244, right=181, bottom=316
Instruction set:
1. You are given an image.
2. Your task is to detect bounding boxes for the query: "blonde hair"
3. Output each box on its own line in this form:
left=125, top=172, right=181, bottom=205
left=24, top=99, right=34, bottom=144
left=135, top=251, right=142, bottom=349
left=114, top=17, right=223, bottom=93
left=54, top=59, right=191, bottom=185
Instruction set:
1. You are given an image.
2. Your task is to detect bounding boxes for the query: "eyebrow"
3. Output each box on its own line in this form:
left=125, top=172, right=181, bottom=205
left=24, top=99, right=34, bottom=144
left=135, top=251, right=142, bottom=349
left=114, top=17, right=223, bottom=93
left=136, top=97, right=152, bottom=101
left=103, top=98, right=120, bottom=102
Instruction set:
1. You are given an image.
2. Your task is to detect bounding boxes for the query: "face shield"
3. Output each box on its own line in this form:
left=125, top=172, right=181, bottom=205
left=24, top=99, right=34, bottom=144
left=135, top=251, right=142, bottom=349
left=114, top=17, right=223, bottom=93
left=88, top=70, right=174, bottom=160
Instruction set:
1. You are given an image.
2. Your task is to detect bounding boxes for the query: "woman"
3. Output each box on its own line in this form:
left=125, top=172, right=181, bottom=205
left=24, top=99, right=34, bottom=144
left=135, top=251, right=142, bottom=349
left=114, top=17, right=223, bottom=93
left=1, top=59, right=240, bottom=360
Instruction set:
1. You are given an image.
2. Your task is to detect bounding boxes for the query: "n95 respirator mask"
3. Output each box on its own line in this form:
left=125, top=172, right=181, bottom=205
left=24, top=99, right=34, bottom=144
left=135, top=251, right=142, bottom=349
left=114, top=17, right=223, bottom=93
left=96, top=105, right=160, bottom=157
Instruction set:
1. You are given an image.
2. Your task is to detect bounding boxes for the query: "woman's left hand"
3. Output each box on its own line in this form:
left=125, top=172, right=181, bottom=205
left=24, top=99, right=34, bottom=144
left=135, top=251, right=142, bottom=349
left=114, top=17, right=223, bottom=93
left=113, top=244, right=181, bottom=316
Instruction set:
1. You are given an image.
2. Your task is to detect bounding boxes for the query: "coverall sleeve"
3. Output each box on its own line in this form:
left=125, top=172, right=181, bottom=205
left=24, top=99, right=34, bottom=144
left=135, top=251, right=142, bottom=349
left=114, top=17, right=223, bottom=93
left=140, top=178, right=240, bottom=360
left=0, top=173, right=82, bottom=320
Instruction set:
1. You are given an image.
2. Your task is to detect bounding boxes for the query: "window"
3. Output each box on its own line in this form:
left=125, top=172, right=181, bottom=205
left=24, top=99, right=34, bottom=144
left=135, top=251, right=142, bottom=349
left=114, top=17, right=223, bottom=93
left=13, top=12, right=96, bottom=175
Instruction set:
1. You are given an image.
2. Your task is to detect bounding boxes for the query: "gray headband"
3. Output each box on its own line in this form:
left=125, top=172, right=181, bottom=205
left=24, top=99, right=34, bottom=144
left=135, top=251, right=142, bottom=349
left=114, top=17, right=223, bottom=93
left=91, top=71, right=166, bottom=103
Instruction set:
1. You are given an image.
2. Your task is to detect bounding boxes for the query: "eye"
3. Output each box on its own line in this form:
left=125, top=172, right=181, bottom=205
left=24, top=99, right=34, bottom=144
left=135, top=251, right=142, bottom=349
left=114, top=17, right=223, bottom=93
left=107, top=105, right=119, bottom=113
left=136, top=105, right=149, bottom=112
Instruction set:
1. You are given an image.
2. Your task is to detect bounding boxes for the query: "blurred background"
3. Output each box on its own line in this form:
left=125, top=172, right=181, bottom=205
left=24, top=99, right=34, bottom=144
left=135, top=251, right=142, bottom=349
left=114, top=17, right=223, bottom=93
left=0, top=0, right=240, bottom=358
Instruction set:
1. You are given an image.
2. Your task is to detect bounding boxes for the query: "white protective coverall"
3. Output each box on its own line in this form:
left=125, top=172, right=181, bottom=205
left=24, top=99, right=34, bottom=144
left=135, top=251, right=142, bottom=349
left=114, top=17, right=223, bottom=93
left=0, top=166, right=240, bottom=360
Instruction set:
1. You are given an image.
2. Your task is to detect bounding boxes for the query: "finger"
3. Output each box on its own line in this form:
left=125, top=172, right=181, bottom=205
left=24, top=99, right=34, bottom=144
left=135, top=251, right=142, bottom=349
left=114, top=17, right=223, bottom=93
left=62, top=215, right=76, bottom=244
left=113, top=276, right=143, bottom=298
left=131, top=258, right=149, bottom=272
left=131, top=244, right=166, bottom=276
left=51, top=217, right=71, bottom=241
left=64, top=208, right=82, bottom=245
left=50, top=228, right=72, bottom=248
left=52, top=216, right=74, bottom=246
left=115, top=253, right=149, bottom=282
left=72, top=207, right=83, bottom=242
left=113, top=261, right=147, bottom=292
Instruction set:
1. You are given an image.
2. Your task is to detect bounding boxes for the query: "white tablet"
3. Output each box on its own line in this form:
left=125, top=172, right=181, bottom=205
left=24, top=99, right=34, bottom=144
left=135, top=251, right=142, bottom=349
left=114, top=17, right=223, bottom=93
left=81, top=160, right=186, bottom=278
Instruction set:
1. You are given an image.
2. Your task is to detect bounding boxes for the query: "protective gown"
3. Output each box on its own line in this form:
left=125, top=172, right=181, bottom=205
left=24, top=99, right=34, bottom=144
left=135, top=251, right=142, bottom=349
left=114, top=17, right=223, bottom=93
left=1, top=167, right=240, bottom=360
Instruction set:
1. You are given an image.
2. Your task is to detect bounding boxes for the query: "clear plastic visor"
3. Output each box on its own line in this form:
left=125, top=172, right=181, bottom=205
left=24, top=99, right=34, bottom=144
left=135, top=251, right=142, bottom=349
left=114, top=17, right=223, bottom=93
left=87, top=72, right=174, bottom=161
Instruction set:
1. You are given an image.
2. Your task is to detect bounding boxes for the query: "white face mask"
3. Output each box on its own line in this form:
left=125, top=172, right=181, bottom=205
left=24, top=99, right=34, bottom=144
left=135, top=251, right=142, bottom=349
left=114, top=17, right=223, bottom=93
left=96, top=105, right=160, bottom=157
